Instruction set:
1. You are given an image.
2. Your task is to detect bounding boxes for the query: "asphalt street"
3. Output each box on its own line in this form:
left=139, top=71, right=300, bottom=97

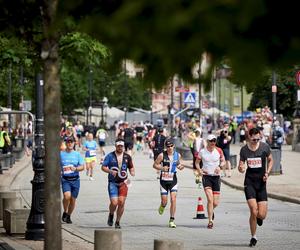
left=11, top=145, right=300, bottom=250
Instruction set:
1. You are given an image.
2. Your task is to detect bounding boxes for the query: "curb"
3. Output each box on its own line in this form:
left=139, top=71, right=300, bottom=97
left=183, top=163, right=300, bottom=205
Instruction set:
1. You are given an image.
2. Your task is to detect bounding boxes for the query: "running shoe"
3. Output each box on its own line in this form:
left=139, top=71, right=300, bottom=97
left=89, top=177, right=95, bottom=181
left=158, top=205, right=165, bottom=215
left=249, top=237, right=257, bottom=247
left=256, top=217, right=263, bottom=226
left=115, top=221, right=121, bottom=229
left=168, top=220, right=176, bottom=228
left=66, top=215, right=72, bottom=224
left=107, top=214, right=114, bottom=226
left=62, top=212, right=68, bottom=223
left=207, top=221, right=213, bottom=229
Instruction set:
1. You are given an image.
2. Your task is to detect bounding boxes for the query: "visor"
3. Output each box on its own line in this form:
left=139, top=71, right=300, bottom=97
left=115, top=141, right=125, bottom=146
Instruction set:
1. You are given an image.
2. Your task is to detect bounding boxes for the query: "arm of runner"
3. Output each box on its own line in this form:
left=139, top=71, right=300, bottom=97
left=153, top=153, right=167, bottom=171
left=238, top=160, right=246, bottom=173
left=101, top=165, right=117, bottom=177
left=128, top=156, right=135, bottom=177
left=263, top=152, right=273, bottom=181
left=177, top=153, right=184, bottom=170
left=195, top=157, right=202, bottom=175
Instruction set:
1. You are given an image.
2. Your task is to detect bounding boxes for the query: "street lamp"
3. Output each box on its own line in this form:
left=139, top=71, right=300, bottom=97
left=25, top=73, right=45, bottom=240
left=100, top=97, right=108, bottom=127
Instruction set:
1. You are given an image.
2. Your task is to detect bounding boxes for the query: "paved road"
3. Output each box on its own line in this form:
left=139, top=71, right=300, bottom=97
left=11, top=146, right=300, bottom=250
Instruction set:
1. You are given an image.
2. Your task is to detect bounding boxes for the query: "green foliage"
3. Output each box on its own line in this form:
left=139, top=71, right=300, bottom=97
left=248, top=67, right=299, bottom=119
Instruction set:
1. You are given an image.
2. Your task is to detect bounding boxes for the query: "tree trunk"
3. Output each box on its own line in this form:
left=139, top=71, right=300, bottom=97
left=42, top=1, right=62, bottom=249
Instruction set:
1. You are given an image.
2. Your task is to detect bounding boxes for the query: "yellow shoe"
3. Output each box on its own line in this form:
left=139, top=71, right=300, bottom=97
left=158, top=205, right=165, bottom=215
left=169, top=220, right=176, bottom=228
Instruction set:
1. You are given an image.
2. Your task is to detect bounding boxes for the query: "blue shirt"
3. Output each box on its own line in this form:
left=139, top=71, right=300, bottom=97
left=83, top=140, right=97, bottom=157
left=60, top=150, right=84, bottom=178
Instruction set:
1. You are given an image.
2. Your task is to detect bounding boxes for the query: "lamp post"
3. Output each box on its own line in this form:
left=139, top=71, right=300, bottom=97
left=88, top=67, right=93, bottom=125
left=25, top=73, right=45, bottom=240
left=100, top=97, right=108, bottom=127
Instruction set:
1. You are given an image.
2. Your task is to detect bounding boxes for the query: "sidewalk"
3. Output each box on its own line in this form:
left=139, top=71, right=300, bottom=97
left=182, top=144, right=300, bottom=204
left=0, top=153, right=91, bottom=250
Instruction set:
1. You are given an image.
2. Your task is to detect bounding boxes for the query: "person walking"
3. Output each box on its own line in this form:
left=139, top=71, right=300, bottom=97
left=60, top=137, right=85, bottom=224
left=83, top=132, right=98, bottom=181
left=153, top=138, right=184, bottom=228
left=238, top=127, right=273, bottom=247
left=101, top=138, right=135, bottom=229
left=195, top=134, right=225, bottom=229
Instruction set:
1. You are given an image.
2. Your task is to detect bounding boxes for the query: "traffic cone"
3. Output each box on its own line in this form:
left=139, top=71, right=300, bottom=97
left=194, top=197, right=207, bottom=219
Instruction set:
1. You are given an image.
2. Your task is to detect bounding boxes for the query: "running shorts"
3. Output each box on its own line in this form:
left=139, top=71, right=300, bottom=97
left=244, top=177, right=267, bottom=202
left=160, top=175, right=178, bottom=195
left=61, top=177, right=80, bottom=198
left=108, top=182, right=128, bottom=198
left=202, top=175, right=221, bottom=194
left=85, top=156, right=97, bottom=163
left=125, top=142, right=134, bottom=151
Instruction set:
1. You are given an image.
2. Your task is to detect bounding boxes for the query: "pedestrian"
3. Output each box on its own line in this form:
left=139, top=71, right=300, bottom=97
left=193, top=128, right=205, bottom=183
left=238, top=127, right=273, bottom=247
left=83, top=132, right=98, bottom=181
left=195, top=134, right=225, bottom=229
left=153, top=138, right=184, bottom=228
left=101, top=138, right=135, bottom=229
left=60, top=137, right=85, bottom=224
left=0, top=122, right=11, bottom=154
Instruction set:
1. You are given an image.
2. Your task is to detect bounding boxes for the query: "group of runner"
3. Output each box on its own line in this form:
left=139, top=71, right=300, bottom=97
left=59, top=118, right=273, bottom=247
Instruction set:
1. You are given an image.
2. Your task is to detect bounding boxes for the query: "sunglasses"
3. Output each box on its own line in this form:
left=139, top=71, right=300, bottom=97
left=251, top=138, right=260, bottom=142
left=208, top=139, right=216, bottom=143
left=166, top=145, right=174, bottom=148
left=66, top=141, right=74, bottom=144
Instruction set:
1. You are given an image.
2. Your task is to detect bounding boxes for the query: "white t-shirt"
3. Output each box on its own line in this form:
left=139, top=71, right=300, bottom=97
left=199, top=147, right=224, bottom=176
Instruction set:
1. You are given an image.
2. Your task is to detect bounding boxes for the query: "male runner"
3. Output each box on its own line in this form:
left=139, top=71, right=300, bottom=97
left=153, top=138, right=184, bottom=228
left=238, top=127, right=273, bottom=247
left=60, top=137, right=85, bottom=223
left=101, top=138, right=135, bottom=229
left=195, top=134, right=225, bottom=229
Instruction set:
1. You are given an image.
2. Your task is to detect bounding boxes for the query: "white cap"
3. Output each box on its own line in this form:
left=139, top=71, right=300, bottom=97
left=207, top=134, right=217, bottom=141
left=195, top=128, right=202, bottom=133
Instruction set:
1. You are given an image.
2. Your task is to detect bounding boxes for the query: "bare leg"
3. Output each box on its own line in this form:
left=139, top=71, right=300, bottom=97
left=170, top=192, right=177, bottom=218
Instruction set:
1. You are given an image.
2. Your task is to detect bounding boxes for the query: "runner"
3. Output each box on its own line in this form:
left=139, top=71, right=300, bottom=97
left=74, top=120, right=84, bottom=148
left=153, top=138, right=184, bottom=228
left=195, top=134, right=225, bottom=229
left=60, top=137, right=85, bottom=224
left=238, top=127, right=273, bottom=247
left=122, top=122, right=136, bottom=156
left=83, top=132, right=98, bottom=181
left=151, top=127, right=166, bottom=179
left=101, top=138, right=135, bottom=229
left=96, top=126, right=109, bottom=162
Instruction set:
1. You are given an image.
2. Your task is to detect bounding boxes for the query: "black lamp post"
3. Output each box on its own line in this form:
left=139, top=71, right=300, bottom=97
left=25, top=73, right=45, bottom=240
left=271, top=71, right=280, bottom=149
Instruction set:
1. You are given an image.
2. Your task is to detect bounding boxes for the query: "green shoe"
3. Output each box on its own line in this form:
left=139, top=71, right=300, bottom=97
left=158, top=205, right=165, bottom=215
left=169, top=220, right=176, bottom=228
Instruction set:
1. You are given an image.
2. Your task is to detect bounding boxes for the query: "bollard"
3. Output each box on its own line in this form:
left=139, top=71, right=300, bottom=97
left=94, top=230, right=122, bottom=250
left=2, top=197, right=22, bottom=220
left=154, top=239, right=184, bottom=250
left=0, top=191, right=17, bottom=220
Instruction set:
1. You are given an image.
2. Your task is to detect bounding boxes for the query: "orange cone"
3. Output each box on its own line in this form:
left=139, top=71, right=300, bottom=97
left=194, top=197, right=207, bottom=219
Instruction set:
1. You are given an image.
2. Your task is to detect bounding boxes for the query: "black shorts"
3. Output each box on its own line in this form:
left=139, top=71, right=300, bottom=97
left=125, top=142, right=134, bottom=151
left=202, top=175, right=221, bottom=194
left=244, top=177, right=267, bottom=202
left=98, top=140, right=105, bottom=147
left=136, top=136, right=143, bottom=142
left=160, top=175, right=178, bottom=195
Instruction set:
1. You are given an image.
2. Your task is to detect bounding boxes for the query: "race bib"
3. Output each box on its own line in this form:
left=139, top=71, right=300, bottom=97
left=223, top=139, right=228, bottom=144
left=89, top=150, right=97, bottom=156
left=247, top=157, right=262, bottom=168
left=161, top=172, right=174, bottom=181
left=63, top=165, right=74, bottom=174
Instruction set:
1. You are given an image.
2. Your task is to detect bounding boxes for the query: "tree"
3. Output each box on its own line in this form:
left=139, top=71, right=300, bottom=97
left=248, top=67, right=299, bottom=119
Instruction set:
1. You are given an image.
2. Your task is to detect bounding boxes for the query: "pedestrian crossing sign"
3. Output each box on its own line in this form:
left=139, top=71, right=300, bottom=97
left=184, top=92, right=196, bottom=104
